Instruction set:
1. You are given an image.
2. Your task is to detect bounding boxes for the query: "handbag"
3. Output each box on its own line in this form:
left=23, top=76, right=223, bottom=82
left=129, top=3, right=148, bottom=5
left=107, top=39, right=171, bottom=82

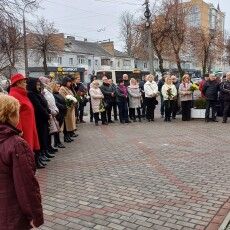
left=49, top=115, right=60, bottom=134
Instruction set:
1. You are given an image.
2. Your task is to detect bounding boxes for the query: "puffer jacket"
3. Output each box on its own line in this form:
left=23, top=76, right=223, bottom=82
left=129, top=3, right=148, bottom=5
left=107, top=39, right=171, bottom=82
left=220, top=80, right=230, bottom=101
left=0, top=123, right=43, bottom=230
left=203, top=80, right=220, bottom=101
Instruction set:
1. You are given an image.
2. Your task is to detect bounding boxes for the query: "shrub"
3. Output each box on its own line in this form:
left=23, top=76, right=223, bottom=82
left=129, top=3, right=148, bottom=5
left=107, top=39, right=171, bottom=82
left=193, top=97, right=206, bottom=109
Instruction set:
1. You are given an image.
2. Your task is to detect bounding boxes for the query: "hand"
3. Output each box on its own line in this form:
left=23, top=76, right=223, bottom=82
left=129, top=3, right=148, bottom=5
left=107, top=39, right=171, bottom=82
left=30, top=220, right=36, bottom=229
left=111, top=92, right=114, bottom=97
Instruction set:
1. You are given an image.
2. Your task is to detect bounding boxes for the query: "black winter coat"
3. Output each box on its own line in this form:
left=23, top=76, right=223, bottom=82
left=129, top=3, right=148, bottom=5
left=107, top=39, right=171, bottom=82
left=53, top=92, right=67, bottom=125
left=203, top=80, right=220, bottom=101
left=220, top=80, right=230, bottom=101
left=100, top=83, right=116, bottom=104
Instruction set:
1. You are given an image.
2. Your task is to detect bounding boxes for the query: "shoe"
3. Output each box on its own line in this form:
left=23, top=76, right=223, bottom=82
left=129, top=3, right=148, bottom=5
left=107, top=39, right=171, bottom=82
left=148, top=119, right=151, bottom=122
left=48, top=146, right=58, bottom=153
left=212, top=119, right=218, bottom=122
left=90, top=118, right=93, bottom=122
left=80, top=120, right=86, bottom=123
left=108, top=120, right=114, bottom=123
left=133, top=119, right=137, bottom=122
left=45, top=151, right=55, bottom=158
left=139, top=118, right=142, bottom=122
left=57, top=143, right=65, bottom=148
left=39, top=157, right=47, bottom=166
left=161, top=115, right=164, bottom=118
left=125, top=120, right=131, bottom=123
left=36, top=161, right=45, bottom=169
left=151, top=119, right=154, bottom=122
left=64, top=137, right=71, bottom=143
left=71, top=133, right=78, bottom=138
left=102, top=122, right=108, bottom=125
left=205, top=118, right=209, bottom=122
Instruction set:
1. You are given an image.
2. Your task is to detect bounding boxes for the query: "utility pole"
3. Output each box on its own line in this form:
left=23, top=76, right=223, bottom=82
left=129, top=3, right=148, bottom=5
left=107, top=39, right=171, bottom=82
left=144, top=0, right=154, bottom=75
left=22, top=0, right=36, bottom=77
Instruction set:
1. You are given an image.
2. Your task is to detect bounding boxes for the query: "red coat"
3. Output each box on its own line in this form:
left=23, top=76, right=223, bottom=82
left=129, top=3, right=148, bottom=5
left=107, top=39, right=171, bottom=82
left=9, top=87, right=40, bottom=151
left=0, top=123, right=44, bottom=230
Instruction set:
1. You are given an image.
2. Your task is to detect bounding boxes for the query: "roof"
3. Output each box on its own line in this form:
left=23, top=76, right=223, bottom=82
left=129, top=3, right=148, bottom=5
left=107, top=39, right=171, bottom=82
left=114, top=49, right=131, bottom=58
left=65, top=39, right=112, bottom=57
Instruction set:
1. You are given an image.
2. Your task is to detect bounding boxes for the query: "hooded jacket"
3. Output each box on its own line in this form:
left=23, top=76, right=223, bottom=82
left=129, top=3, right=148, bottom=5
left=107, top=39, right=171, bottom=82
left=0, top=123, right=43, bottom=230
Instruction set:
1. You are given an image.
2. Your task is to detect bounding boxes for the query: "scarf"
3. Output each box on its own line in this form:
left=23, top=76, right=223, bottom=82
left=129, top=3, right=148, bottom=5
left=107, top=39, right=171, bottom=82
left=119, top=85, right=128, bottom=97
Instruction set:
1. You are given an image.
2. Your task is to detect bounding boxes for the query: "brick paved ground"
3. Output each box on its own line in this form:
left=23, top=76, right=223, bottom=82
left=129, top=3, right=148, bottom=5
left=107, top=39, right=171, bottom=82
left=37, top=112, right=230, bottom=230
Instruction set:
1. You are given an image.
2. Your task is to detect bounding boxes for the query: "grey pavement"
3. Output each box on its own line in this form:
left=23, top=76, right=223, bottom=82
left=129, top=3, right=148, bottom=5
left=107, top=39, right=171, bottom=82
left=37, top=113, right=230, bottom=230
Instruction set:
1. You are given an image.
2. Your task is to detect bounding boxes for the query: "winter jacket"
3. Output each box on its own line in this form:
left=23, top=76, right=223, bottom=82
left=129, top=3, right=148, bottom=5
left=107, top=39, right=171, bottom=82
left=144, top=81, right=158, bottom=98
left=116, top=86, right=128, bottom=103
left=128, top=86, right=141, bottom=108
left=161, top=83, right=177, bottom=101
left=203, top=80, right=220, bottom=101
left=100, top=83, right=116, bottom=104
left=42, top=88, right=59, bottom=116
left=220, top=80, right=230, bottom=101
left=89, top=86, right=104, bottom=113
left=199, top=79, right=207, bottom=98
left=179, top=83, right=193, bottom=101
left=53, top=92, right=67, bottom=126
left=158, top=78, right=165, bottom=93
left=9, top=86, right=40, bottom=151
left=0, top=123, right=43, bottom=230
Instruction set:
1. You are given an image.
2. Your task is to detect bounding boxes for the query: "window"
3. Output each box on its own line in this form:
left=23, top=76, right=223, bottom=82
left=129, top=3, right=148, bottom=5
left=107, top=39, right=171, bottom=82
left=123, top=59, right=131, bottom=67
left=77, top=56, right=85, bottom=65
left=101, top=59, right=110, bottom=66
left=88, top=59, right=91, bottom=67
left=117, top=60, right=120, bottom=67
left=95, top=60, right=99, bottom=66
left=144, top=62, right=148, bottom=68
left=58, top=57, right=62, bottom=65
left=47, top=57, right=52, bottom=63
left=69, top=58, right=73, bottom=66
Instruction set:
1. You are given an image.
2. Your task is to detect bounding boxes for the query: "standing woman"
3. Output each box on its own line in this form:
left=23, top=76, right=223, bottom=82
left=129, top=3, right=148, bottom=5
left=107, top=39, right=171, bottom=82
left=9, top=74, right=40, bottom=152
left=89, top=80, right=107, bottom=126
left=59, top=77, right=76, bottom=142
left=161, top=75, right=177, bottom=122
left=128, top=78, right=142, bottom=122
left=144, top=74, right=158, bottom=122
left=0, top=94, right=43, bottom=229
left=52, top=81, right=67, bottom=147
left=179, top=74, right=193, bottom=121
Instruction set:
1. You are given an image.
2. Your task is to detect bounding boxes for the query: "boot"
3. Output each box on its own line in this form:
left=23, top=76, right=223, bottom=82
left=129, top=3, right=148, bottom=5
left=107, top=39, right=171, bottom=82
left=57, top=143, right=65, bottom=148
left=40, top=151, right=50, bottom=162
left=64, top=136, right=71, bottom=143
left=38, top=152, right=47, bottom=166
left=48, top=146, right=58, bottom=153
left=44, top=150, right=55, bottom=158
left=35, top=154, right=45, bottom=169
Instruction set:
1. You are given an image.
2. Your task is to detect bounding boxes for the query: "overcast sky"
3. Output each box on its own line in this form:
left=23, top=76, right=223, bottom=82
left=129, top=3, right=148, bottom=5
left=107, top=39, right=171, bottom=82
left=33, top=0, right=230, bottom=51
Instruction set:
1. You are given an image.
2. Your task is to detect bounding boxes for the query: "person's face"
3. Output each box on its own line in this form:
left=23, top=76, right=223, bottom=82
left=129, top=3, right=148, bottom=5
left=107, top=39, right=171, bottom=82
left=9, top=110, right=19, bottom=127
left=54, top=84, right=60, bottom=92
left=108, top=79, right=112, bottom=85
left=103, top=78, right=108, bottom=84
left=171, top=76, right=177, bottom=83
left=123, top=75, right=128, bottom=81
left=17, top=79, right=27, bottom=89
left=76, top=77, right=81, bottom=83
left=209, top=75, right=216, bottom=81
left=36, top=81, right=41, bottom=92
left=167, top=77, right=172, bottom=84
left=66, top=81, right=72, bottom=88
left=131, top=79, right=137, bottom=85
left=184, top=77, right=190, bottom=83
left=226, top=75, right=230, bottom=81
left=205, top=77, right=209, bottom=81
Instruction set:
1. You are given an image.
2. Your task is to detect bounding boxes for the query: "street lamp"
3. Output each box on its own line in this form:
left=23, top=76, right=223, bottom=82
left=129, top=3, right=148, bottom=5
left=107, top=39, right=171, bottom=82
left=22, top=0, right=36, bottom=77
left=144, top=0, right=154, bottom=75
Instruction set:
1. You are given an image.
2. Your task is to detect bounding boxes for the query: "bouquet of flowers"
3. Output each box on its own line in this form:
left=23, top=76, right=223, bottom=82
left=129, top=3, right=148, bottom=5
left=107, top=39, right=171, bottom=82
left=189, top=83, right=199, bottom=92
left=66, top=95, right=77, bottom=108
left=167, top=88, right=173, bottom=99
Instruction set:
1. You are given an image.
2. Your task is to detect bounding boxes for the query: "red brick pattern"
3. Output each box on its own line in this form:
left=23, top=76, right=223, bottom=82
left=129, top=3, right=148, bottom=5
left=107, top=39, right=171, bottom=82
left=37, top=116, right=230, bottom=230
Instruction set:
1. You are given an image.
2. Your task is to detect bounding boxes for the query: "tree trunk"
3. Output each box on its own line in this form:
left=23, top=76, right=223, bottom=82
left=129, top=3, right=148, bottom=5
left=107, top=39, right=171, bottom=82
left=42, top=51, right=48, bottom=75
left=175, top=53, right=183, bottom=80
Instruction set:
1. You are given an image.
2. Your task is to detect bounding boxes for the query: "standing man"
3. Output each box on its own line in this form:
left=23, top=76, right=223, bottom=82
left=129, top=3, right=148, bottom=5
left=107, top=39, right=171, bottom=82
left=158, top=74, right=166, bottom=118
left=203, top=73, right=220, bottom=122
left=139, top=75, right=147, bottom=118
left=220, top=72, right=230, bottom=123
left=108, top=79, right=118, bottom=121
left=122, top=74, right=129, bottom=87
left=74, top=76, right=88, bottom=123
left=100, top=76, right=116, bottom=123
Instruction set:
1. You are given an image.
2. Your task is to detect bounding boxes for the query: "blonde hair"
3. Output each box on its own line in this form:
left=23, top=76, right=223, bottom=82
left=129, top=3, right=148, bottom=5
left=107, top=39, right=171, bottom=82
left=165, top=76, right=172, bottom=84
left=147, top=74, right=155, bottom=81
left=182, top=74, right=190, bottom=82
left=0, top=94, right=20, bottom=123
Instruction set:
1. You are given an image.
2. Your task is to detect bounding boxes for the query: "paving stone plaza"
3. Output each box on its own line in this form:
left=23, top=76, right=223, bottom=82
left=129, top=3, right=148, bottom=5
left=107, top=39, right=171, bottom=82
left=37, top=113, right=230, bottom=230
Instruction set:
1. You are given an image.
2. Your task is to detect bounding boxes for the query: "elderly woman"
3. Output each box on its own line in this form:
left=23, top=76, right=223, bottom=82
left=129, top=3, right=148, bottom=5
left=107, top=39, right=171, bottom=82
left=59, top=77, right=77, bottom=142
left=179, top=74, right=193, bottom=121
left=128, top=78, right=142, bottom=122
left=162, top=75, right=177, bottom=122
left=9, top=74, right=41, bottom=163
left=144, top=74, right=158, bottom=122
left=89, top=80, right=107, bottom=126
left=0, top=94, right=43, bottom=229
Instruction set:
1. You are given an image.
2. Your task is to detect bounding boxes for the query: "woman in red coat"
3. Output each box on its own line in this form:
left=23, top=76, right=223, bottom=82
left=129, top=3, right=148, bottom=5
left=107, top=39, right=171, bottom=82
left=0, top=94, right=44, bottom=230
left=9, top=73, right=40, bottom=151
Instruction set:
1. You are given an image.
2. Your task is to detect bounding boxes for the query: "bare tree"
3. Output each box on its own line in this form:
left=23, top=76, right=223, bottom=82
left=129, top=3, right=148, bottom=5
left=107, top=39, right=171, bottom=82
left=226, top=37, right=230, bottom=66
left=120, top=11, right=136, bottom=57
left=0, top=16, right=22, bottom=74
left=29, top=18, right=63, bottom=75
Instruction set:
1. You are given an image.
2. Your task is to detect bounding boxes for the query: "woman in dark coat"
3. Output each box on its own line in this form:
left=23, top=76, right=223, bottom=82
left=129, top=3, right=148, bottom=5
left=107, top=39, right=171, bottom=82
left=0, top=94, right=43, bottom=230
left=27, top=78, right=55, bottom=163
left=51, top=81, right=67, bottom=147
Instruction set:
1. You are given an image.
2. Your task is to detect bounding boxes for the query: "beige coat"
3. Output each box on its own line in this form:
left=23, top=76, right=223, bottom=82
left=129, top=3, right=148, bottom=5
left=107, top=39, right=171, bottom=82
left=89, top=86, right=104, bottom=113
left=59, top=86, right=76, bottom=131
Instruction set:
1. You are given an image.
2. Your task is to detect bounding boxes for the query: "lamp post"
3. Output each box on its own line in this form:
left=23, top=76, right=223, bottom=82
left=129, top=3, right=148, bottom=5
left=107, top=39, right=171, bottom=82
left=22, top=0, right=36, bottom=77
left=144, top=0, right=154, bottom=75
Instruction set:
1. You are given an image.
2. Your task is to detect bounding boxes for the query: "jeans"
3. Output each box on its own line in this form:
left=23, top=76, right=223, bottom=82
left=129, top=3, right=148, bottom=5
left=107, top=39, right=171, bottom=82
left=205, top=100, right=217, bottom=120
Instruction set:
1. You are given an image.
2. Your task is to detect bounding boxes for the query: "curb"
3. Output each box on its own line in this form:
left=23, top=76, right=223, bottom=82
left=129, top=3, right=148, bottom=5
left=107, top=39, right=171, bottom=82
left=219, top=212, right=230, bottom=230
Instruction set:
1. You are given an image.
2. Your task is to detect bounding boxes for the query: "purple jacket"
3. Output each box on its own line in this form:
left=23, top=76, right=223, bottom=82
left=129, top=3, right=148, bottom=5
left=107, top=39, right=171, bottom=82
left=0, top=123, right=43, bottom=230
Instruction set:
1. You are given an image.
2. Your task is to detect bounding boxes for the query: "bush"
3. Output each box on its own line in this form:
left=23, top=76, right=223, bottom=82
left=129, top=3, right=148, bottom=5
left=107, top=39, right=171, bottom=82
left=193, top=98, right=206, bottom=109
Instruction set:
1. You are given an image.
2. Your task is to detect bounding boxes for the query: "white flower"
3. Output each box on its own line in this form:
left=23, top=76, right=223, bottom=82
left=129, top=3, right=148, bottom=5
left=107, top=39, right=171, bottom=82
left=66, top=95, right=77, bottom=103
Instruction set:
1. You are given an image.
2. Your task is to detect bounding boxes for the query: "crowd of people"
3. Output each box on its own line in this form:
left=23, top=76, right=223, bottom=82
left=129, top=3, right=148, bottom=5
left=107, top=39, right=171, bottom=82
left=0, top=71, right=230, bottom=229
